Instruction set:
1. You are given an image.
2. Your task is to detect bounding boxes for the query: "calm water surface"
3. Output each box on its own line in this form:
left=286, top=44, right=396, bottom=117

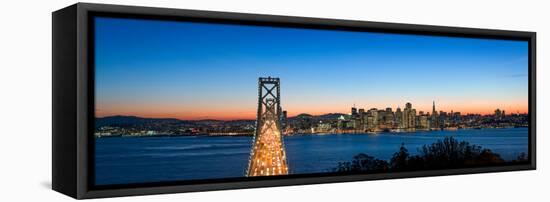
left=95, top=128, right=528, bottom=185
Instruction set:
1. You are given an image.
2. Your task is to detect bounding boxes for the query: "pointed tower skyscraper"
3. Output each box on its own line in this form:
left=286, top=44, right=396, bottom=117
left=431, top=101, right=439, bottom=129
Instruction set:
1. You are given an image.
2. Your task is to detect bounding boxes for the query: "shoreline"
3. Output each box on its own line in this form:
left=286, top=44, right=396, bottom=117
left=94, top=127, right=527, bottom=138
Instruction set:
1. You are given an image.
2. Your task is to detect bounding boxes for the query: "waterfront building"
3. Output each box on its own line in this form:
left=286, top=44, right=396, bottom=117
left=418, top=112, right=430, bottom=129
left=403, top=105, right=409, bottom=129
left=431, top=101, right=439, bottom=129
left=377, top=109, right=386, bottom=125
left=439, top=111, right=448, bottom=128
left=411, top=108, right=417, bottom=129
left=316, top=121, right=333, bottom=133
left=366, top=116, right=375, bottom=131
left=384, top=107, right=394, bottom=126
left=281, top=110, right=288, bottom=128
left=346, top=119, right=356, bottom=129
left=403, top=102, right=416, bottom=130
left=337, top=115, right=346, bottom=131
left=360, top=114, right=367, bottom=131
left=395, top=106, right=403, bottom=129
left=371, top=108, right=380, bottom=131
left=495, top=108, right=506, bottom=120
left=349, top=106, right=361, bottom=131
left=352, top=118, right=361, bottom=131
left=351, top=106, right=358, bottom=117
left=370, top=108, right=379, bottom=131
left=358, top=108, right=366, bottom=131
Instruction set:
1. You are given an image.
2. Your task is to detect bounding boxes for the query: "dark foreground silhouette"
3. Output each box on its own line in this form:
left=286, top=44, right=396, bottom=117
left=334, top=137, right=528, bottom=173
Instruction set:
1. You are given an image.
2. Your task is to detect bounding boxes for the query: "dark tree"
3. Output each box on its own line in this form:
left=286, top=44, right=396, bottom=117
left=335, top=153, right=388, bottom=172
left=334, top=136, right=506, bottom=173
left=419, top=137, right=503, bottom=168
left=390, top=143, right=409, bottom=171
left=473, top=149, right=504, bottom=165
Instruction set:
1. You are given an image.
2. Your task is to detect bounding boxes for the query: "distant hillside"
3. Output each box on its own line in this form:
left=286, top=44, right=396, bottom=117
left=317, top=113, right=347, bottom=119
left=95, top=115, right=255, bottom=128
left=96, top=113, right=345, bottom=128
left=289, top=113, right=347, bottom=120
left=95, top=116, right=187, bottom=128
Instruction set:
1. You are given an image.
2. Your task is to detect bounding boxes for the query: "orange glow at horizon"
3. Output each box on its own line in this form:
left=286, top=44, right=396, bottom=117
left=96, top=99, right=528, bottom=120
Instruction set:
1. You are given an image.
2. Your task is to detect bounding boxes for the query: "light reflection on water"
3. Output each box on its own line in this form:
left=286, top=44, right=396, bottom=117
left=95, top=127, right=528, bottom=185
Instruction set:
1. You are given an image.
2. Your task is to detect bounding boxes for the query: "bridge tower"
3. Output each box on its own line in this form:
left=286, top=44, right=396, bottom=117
left=246, top=77, right=289, bottom=177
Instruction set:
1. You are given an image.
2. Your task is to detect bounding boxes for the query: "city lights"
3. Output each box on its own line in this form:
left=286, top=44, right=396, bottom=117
left=247, top=77, right=289, bottom=177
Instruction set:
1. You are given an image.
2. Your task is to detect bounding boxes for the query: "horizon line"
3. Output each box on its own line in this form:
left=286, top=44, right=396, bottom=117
left=96, top=110, right=530, bottom=121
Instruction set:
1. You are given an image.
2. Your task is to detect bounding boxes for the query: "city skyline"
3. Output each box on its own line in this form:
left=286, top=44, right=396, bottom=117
left=95, top=100, right=526, bottom=121
left=95, top=17, right=528, bottom=120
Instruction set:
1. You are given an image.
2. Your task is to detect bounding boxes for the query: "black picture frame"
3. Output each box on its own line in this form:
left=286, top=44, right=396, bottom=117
left=52, top=2, right=536, bottom=199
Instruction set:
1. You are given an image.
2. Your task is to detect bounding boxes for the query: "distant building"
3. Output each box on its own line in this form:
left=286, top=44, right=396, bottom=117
left=351, top=106, right=358, bottom=117
left=403, top=102, right=416, bottom=130
left=377, top=109, right=386, bottom=125
left=281, top=110, right=288, bottom=128
left=370, top=108, right=379, bottom=130
left=495, top=108, right=505, bottom=120
left=316, top=121, right=333, bottom=133
left=431, top=101, right=439, bottom=129
left=395, top=106, right=403, bottom=129
left=418, top=112, right=430, bottom=129
left=384, top=107, right=394, bottom=126
left=337, top=115, right=348, bottom=131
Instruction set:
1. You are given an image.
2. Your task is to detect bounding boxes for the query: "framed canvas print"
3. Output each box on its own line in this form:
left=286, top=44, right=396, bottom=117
left=52, top=3, right=536, bottom=199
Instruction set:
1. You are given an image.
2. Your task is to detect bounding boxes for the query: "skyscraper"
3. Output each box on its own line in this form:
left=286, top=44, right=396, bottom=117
left=281, top=110, right=288, bottom=128
left=351, top=106, right=358, bottom=117
left=383, top=107, right=394, bottom=127
left=431, top=101, right=439, bottom=129
left=395, top=106, right=403, bottom=128
left=403, top=102, right=416, bottom=130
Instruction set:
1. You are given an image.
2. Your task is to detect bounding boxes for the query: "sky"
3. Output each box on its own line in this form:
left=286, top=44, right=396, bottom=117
left=94, top=17, right=528, bottom=120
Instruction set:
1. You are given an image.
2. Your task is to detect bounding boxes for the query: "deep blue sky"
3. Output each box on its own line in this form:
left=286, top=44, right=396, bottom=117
left=94, top=16, right=528, bottom=120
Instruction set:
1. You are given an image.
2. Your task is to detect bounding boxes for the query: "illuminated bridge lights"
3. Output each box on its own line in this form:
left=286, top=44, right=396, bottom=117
left=247, top=77, right=289, bottom=177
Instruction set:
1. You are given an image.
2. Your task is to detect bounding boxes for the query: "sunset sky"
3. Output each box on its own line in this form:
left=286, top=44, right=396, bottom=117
left=94, top=17, right=528, bottom=120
